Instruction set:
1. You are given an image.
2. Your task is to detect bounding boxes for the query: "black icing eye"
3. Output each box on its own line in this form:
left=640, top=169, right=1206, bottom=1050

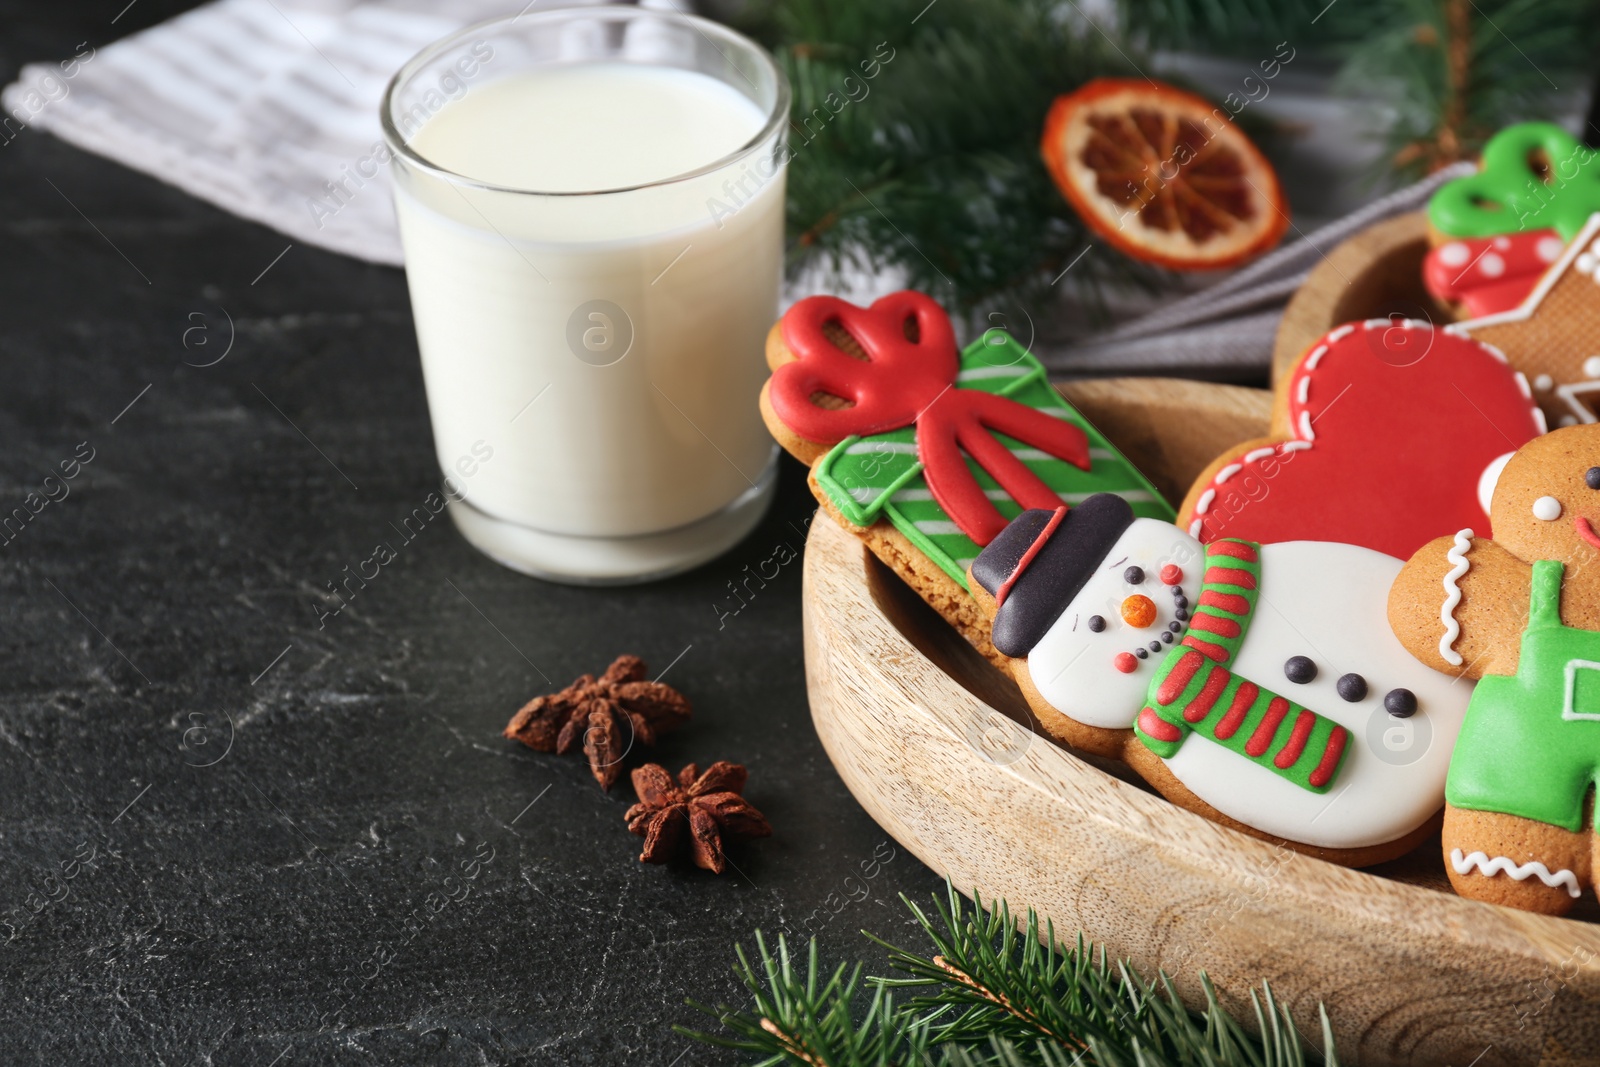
left=1586, top=467, right=1600, bottom=490
left=1087, top=615, right=1106, bottom=633
left=1384, top=689, right=1418, bottom=718
left=1336, top=673, right=1368, bottom=702
left=1124, top=566, right=1145, bottom=584
left=1284, top=656, right=1317, bottom=684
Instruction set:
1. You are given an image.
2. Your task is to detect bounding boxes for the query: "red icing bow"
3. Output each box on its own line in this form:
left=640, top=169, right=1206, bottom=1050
left=769, top=291, right=1091, bottom=545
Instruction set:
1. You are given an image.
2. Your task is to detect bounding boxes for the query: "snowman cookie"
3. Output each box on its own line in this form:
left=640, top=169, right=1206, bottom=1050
left=969, top=495, right=1472, bottom=866
left=1389, top=424, right=1600, bottom=914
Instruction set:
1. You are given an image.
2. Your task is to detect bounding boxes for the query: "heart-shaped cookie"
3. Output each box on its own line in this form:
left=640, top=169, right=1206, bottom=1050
left=1178, top=319, right=1547, bottom=560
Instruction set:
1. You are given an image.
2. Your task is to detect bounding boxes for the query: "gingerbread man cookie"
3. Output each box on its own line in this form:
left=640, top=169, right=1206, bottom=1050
left=968, top=495, right=1472, bottom=866
left=1389, top=424, right=1600, bottom=914
left=760, top=290, right=1172, bottom=662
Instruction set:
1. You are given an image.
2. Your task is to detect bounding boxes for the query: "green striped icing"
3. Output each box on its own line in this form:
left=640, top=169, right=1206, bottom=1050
left=811, top=333, right=1173, bottom=587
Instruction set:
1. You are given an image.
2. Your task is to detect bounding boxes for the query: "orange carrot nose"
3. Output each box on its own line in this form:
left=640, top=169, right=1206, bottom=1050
left=1121, top=594, right=1157, bottom=628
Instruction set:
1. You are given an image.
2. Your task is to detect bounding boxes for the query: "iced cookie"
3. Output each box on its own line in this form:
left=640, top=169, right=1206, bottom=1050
left=1449, top=213, right=1600, bottom=431
left=968, top=495, right=1471, bottom=866
left=1178, top=317, right=1545, bottom=561
left=1389, top=424, right=1600, bottom=914
left=1423, top=229, right=1565, bottom=319
left=1428, top=122, right=1600, bottom=243
left=760, top=290, right=1172, bottom=662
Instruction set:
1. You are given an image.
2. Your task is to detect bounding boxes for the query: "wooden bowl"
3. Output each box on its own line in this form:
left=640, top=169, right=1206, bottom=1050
left=1271, top=211, right=1450, bottom=384
left=801, top=377, right=1600, bottom=1067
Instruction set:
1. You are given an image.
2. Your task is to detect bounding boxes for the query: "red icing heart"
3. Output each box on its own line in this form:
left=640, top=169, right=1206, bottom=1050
left=1182, top=319, right=1546, bottom=559
left=1423, top=229, right=1565, bottom=317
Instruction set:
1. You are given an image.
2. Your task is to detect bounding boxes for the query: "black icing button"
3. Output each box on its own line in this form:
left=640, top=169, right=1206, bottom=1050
left=1587, top=467, right=1600, bottom=490
left=1168, top=621, right=1183, bottom=632
left=1161, top=631, right=1174, bottom=644
left=1175, top=609, right=1189, bottom=621
left=1087, top=615, right=1106, bottom=633
left=1124, top=565, right=1145, bottom=585
left=1336, top=673, right=1368, bottom=702
left=1384, top=688, right=1418, bottom=718
left=1284, top=656, right=1317, bottom=684
left=1148, top=641, right=1162, bottom=653
left=1135, top=647, right=1149, bottom=660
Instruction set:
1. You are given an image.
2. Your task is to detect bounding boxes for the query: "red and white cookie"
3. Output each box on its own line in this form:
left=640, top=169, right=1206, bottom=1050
left=1424, top=229, right=1566, bottom=318
left=1178, top=318, right=1547, bottom=561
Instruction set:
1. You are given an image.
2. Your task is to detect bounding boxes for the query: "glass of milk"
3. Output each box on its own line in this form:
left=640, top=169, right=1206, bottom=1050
left=381, top=8, right=788, bottom=583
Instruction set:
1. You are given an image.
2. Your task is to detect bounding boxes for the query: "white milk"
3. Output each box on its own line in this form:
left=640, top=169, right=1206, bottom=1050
left=392, top=62, right=784, bottom=578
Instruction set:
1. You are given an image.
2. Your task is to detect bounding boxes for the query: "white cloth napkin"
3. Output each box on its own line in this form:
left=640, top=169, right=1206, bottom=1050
left=1, top=0, right=671, bottom=266
left=2, top=0, right=1467, bottom=374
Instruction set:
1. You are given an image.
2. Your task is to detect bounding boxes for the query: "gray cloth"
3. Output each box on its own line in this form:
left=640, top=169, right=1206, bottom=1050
left=1037, top=162, right=1476, bottom=378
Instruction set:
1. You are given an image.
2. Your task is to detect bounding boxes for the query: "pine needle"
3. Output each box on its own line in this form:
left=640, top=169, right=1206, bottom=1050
left=680, top=882, right=1339, bottom=1067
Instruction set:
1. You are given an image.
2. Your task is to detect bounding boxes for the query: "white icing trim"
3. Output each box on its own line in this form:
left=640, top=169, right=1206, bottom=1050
left=956, top=365, right=1028, bottom=381
left=1297, top=377, right=1310, bottom=404
left=845, top=441, right=916, bottom=454
left=1363, top=318, right=1391, bottom=330
left=1304, top=344, right=1328, bottom=370
left=1188, top=518, right=1203, bottom=537
left=1195, top=488, right=1216, bottom=514
left=1561, top=659, right=1600, bottom=721
left=1439, top=529, right=1473, bottom=667
left=1482, top=342, right=1509, bottom=364
left=1243, top=447, right=1275, bottom=463
left=1326, top=324, right=1356, bottom=342
left=1214, top=463, right=1242, bottom=484
left=1552, top=380, right=1600, bottom=426
left=1534, top=407, right=1549, bottom=434
left=1514, top=371, right=1532, bottom=399
left=1298, top=410, right=1315, bottom=441
left=1281, top=440, right=1311, bottom=452
left=1450, top=849, right=1581, bottom=898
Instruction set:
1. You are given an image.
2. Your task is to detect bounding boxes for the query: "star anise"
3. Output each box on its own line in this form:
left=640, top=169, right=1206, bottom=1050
left=625, top=761, right=772, bottom=873
left=503, top=655, right=690, bottom=790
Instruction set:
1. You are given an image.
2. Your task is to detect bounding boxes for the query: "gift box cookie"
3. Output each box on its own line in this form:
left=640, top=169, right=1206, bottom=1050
left=760, top=290, right=1173, bottom=661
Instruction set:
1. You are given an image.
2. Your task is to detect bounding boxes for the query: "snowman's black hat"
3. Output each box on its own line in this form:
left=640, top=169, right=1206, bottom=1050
left=972, top=494, right=1135, bottom=658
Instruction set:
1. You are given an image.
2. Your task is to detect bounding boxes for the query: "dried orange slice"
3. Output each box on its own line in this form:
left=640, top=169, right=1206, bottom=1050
left=1041, top=78, right=1289, bottom=271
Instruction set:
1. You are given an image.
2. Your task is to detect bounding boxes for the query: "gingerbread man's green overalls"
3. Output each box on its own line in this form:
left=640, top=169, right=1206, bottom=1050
left=1446, top=559, right=1600, bottom=832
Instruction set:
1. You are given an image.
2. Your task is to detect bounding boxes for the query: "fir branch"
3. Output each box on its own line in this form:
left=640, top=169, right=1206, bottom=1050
left=734, top=0, right=1165, bottom=319
left=1386, top=0, right=1597, bottom=176
left=682, top=883, right=1339, bottom=1067
left=680, top=932, right=934, bottom=1066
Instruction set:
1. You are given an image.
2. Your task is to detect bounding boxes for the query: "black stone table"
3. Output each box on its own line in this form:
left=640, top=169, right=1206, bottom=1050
left=0, top=4, right=944, bottom=1062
